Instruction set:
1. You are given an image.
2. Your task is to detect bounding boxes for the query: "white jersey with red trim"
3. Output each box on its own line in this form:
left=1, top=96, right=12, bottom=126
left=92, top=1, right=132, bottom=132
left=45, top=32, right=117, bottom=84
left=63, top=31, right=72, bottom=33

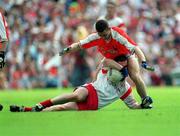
left=99, top=15, right=125, bottom=28
left=0, top=12, right=8, bottom=42
left=90, top=68, right=136, bottom=109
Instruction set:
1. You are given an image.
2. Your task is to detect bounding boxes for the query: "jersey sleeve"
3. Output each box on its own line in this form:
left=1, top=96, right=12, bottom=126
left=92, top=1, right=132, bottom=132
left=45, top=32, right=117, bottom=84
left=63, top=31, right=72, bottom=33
left=112, top=27, right=137, bottom=53
left=115, top=17, right=125, bottom=28
left=79, top=33, right=101, bottom=49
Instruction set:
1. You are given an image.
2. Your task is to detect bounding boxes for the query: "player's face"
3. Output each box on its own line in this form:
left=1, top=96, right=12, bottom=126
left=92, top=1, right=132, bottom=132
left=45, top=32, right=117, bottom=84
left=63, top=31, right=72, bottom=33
left=106, top=4, right=116, bottom=17
left=98, top=28, right=112, bottom=41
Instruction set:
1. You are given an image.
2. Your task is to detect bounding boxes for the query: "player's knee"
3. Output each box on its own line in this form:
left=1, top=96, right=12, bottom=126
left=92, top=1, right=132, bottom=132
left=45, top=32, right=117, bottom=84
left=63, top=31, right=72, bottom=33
left=128, top=60, right=140, bottom=73
left=57, top=105, right=66, bottom=111
left=72, top=93, right=82, bottom=102
left=129, top=72, right=141, bottom=81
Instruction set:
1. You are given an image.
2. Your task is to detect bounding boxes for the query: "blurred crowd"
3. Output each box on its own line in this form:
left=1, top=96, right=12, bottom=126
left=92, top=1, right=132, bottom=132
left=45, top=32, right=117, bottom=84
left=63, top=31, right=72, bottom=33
left=0, top=0, right=179, bottom=89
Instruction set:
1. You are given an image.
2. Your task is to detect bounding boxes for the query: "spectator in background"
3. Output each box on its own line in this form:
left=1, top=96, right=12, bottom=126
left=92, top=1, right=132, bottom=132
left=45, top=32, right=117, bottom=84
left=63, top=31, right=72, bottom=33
left=99, top=0, right=126, bottom=30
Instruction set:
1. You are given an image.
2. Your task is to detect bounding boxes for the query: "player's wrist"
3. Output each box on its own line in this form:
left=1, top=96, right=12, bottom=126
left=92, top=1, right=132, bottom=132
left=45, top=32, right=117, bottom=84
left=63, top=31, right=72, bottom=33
left=120, top=67, right=128, bottom=80
left=141, top=60, right=147, bottom=64
left=141, top=61, right=147, bottom=68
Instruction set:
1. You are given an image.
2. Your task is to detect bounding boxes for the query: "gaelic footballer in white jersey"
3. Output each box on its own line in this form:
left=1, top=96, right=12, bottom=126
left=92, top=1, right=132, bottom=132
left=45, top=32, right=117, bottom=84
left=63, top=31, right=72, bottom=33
left=89, top=67, right=139, bottom=109
left=0, top=11, right=9, bottom=69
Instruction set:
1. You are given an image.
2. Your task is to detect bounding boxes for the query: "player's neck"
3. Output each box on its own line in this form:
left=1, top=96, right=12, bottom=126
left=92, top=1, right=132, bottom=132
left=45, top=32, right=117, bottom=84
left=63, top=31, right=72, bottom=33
left=106, top=14, right=115, bottom=20
left=104, top=36, right=112, bottom=43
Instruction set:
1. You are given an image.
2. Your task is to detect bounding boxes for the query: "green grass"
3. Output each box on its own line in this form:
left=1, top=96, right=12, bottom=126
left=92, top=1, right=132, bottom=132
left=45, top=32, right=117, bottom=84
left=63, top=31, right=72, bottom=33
left=0, top=87, right=180, bottom=136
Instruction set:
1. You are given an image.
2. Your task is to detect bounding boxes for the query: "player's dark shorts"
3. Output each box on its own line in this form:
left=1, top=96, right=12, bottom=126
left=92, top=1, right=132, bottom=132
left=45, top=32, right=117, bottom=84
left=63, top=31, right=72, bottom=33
left=76, top=84, right=98, bottom=111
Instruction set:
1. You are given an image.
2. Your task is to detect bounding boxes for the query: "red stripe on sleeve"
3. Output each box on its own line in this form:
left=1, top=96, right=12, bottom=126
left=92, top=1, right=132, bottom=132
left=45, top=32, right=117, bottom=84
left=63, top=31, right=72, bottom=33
left=112, top=27, right=137, bottom=46
left=120, top=87, right=132, bottom=100
left=118, top=23, right=125, bottom=28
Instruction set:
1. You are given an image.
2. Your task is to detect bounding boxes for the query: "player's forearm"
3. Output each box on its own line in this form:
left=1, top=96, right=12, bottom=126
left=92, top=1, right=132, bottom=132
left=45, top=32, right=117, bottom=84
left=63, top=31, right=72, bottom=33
left=59, top=42, right=81, bottom=56
left=92, top=62, right=102, bottom=82
left=134, top=46, right=146, bottom=62
left=101, top=58, right=123, bottom=71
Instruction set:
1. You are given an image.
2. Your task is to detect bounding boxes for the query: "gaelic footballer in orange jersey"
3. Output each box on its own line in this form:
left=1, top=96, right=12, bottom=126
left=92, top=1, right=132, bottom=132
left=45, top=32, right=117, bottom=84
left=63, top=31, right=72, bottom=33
left=79, top=26, right=136, bottom=59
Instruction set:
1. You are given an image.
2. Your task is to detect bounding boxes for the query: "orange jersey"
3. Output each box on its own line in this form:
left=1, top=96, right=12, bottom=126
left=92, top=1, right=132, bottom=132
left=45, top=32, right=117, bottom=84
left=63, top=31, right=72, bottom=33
left=79, top=27, right=137, bottom=59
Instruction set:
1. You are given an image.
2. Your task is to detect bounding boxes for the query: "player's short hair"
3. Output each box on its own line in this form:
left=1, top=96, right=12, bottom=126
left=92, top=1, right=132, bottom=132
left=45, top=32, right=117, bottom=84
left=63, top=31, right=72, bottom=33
left=95, top=19, right=109, bottom=33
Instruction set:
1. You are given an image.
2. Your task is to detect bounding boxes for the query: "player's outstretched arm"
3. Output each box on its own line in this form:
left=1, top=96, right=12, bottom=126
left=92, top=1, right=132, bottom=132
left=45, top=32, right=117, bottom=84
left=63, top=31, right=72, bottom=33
left=92, top=62, right=103, bottom=82
left=59, top=42, right=81, bottom=56
left=134, top=46, right=146, bottom=63
left=123, top=93, right=142, bottom=109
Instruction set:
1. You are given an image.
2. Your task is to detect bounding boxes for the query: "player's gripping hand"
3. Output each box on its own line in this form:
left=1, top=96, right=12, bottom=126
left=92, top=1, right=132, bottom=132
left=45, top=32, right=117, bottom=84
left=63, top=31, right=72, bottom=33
left=59, top=47, right=71, bottom=56
left=141, top=61, right=155, bottom=71
left=141, top=96, right=153, bottom=109
left=0, top=51, right=5, bottom=69
left=120, top=67, right=128, bottom=81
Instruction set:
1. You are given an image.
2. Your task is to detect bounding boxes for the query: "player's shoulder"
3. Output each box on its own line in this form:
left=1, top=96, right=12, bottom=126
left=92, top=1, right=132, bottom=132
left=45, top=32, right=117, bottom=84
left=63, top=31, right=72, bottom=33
left=113, top=17, right=124, bottom=23
left=88, top=32, right=100, bottom=39
left=98, top=15, right=106, bottom=20
left=80, top=32, right=100, bottom=44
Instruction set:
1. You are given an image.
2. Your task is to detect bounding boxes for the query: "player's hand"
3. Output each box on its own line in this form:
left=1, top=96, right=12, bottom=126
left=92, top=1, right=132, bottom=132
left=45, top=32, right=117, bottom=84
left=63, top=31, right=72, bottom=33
left=59, top=47, right=71, bottom=56
left=141, top=96, right=153, bottom=109
left=141, top=61, right=155, bottom=71
left=0, top=51, right=5, bottom=69
left=120, top=67, right=128, bottom=81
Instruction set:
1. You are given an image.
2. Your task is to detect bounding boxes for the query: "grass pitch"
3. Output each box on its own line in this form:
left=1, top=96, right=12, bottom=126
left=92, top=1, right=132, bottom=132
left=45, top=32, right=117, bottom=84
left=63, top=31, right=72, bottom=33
left=0, top=87, right=180, bottom=136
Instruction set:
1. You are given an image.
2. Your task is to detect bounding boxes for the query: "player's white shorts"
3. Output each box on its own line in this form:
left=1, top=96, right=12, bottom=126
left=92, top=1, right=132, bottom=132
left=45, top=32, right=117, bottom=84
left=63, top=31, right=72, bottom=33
left=0, top=12, right=8, bottom=43
left=76, top=69, right=138, bottom=110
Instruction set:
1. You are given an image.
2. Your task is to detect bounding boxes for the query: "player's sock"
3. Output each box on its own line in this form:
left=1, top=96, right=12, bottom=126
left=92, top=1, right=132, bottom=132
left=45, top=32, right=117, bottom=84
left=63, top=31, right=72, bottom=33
left=19, top=99, right=53, bottom=112
left=23, top=107, right=33, bottom=112
left=39, top=99, right=53, bottom=109
left=31, top=99, right=53, bottom=112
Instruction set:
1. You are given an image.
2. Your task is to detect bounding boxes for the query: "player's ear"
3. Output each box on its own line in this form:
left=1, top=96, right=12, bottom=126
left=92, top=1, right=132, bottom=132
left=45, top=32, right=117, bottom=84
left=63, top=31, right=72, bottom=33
left=107, top=27, right=111, bottom=31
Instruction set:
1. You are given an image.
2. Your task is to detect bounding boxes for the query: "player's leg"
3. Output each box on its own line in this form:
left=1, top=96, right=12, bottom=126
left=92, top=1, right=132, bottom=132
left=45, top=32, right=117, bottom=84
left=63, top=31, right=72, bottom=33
left=42, top=102, right=78, bottom=112
left=51, top=87, right=88, bottom=104
left=127, top=55, right=147, bottom=98
left=127, top=56, right=153, bottom=108
left=10, top=87, right=88, bottom=112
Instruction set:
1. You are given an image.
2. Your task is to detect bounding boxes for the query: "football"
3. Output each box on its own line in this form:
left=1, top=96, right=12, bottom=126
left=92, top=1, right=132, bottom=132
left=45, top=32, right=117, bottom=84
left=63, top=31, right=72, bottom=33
left=107, top=68, right=124, bottom=85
